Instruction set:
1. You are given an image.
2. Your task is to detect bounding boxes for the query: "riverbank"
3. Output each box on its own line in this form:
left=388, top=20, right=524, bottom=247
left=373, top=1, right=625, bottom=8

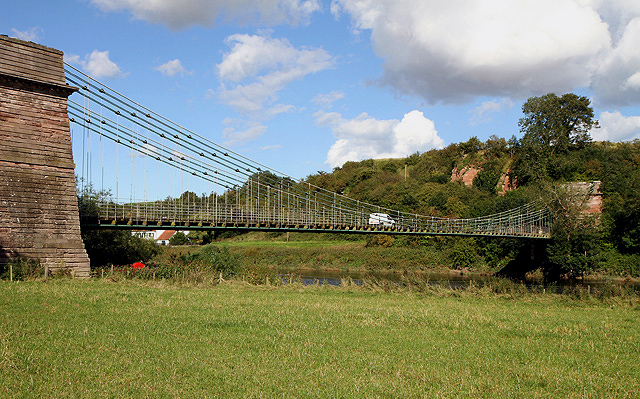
left=1, top=279, right=638, bottom=398
left=154, top=232, right=639, bottom=285
left=158, top=233, right=484, bottom=275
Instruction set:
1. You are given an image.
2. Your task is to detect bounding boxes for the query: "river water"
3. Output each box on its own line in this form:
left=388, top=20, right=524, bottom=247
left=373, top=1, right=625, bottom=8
left=273, top=268, right=640, bottom=293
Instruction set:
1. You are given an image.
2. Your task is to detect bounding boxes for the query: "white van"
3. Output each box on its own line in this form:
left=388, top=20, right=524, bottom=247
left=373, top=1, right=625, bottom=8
left=368, top=213, right=395, bottom=227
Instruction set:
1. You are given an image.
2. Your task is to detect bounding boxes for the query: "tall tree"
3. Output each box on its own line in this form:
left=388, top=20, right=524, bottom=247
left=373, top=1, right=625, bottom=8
left=513, top=93, right=599, bottom=184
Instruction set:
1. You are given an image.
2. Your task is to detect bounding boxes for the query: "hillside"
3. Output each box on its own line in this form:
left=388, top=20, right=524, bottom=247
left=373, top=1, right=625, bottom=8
left=303, top=136, right=640, bottom=278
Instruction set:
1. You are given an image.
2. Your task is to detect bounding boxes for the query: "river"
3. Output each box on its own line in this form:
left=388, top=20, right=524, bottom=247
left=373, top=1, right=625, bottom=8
left=273, top=268, right=640, bottom=293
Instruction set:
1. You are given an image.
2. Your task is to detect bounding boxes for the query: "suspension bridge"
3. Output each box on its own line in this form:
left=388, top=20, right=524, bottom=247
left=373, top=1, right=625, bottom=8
left=64, top=64, right=549, bottom=239
left=0, top=36, right=549, bottom=276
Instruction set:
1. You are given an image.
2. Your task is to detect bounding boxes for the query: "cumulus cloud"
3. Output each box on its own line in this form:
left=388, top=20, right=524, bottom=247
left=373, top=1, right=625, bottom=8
left=332, top=0, right=640, bottom=106
left=11, top=27, right=42, bottom=42
left=65, top=50, right=125, bottom=79
left=155, top=59, right=190, bottom=77
left=591, top=16, right=640, bottom=106
left=90, top=0, right=321, bottom=29
left=591, top=111, right=640, bottom=142
left=216, top=33, right=334, bottom=116
left=316, top=110, right=444, bottom=167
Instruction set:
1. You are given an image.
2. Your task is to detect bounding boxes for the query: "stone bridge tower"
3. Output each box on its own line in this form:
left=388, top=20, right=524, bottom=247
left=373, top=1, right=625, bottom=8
left=0, top=35, right=90, bottom=276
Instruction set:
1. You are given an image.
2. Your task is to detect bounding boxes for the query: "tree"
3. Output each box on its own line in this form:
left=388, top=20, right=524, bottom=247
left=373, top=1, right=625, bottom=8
left=459, top=136, right=484, bottom=154
left=600, top=142, right=640, bottom=254
left=78, top=185, right=160, bottom=267
left=473, top=159, right=502, bottom=195
left=513, top=93, right=599, bottom=185
left=484, top=135, right=508, bottom=159
left=544, top=184, right=601, bottom=280
left=519, top=93, right=596, bottom=154
left=81, top=229, right=160, bottom=268
left=187, top=230, right=215, bottom=245
left=169, top=232, right=190, bottom=246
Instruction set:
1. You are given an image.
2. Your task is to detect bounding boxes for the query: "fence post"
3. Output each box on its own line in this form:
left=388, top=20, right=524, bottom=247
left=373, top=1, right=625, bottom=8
left=9, top=262, right=12, bottom=282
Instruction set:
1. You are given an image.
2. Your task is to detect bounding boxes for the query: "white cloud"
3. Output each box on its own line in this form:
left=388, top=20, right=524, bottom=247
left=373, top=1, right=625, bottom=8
left=332, top=0, right=640, bottom=106
left=216, top=33, right=335, bottom=116
left=468, top=98, right=514, bottom=126
left=11, top=27, right=42, bottom=42
left=316, top=109, right=444, bottom=167
left=63, top=54, right=82, bottom=65
left=624, top=72, right=640, bottom=90
left=156, top=59, right=190, bottom=77
left=90, top=0, right=321, bottom=29
left=591, top=16, right=640, bottom=106
left=222, top=119, right=268, bottom=145
left=313, top=91, right=345, bottom=108
left=592, top=111, right=640, bottom=142
left=85, top=51, right=125, bottom=79
left=65, top=50, right=125, bottom=79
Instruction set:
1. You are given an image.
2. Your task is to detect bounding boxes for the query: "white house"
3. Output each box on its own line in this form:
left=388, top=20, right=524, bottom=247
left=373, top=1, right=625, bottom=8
left=131, top=230, right=189, bottom=245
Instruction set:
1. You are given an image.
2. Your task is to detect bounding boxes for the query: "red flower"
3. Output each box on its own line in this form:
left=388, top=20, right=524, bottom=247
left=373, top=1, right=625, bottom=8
left=132, top=262, right=145, bottom=269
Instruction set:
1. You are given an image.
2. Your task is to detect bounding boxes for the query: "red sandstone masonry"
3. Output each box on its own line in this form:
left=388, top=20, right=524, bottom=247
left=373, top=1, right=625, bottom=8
left=0, top=35, right=90, bottom=276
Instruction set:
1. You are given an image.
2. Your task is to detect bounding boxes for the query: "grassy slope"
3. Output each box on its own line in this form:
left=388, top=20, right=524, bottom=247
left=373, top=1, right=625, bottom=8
left=1, top=280, right=639, bottom=398
left=174, top=232, right=475, bottom=274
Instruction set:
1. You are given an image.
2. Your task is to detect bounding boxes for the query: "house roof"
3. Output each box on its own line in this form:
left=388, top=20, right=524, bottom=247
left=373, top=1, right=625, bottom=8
left=157, top=230, right=177, bottom=241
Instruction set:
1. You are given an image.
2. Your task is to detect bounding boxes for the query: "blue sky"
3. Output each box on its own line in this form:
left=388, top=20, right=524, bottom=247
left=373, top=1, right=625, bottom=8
left=4, top=0, right=640, bottom=188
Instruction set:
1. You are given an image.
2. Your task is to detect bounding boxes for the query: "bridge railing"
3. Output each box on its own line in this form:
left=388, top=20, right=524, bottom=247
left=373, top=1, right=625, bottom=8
left=81, top=198, right=550, bottom=238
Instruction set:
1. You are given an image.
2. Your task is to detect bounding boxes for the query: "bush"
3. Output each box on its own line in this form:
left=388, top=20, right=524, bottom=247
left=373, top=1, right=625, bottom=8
left=169, top=232, right=190, bottom=245
left=0, top=258, right=43, bottom=280
left=82, top=229, right=161, bottom=268
left=597, top=249, right=640, bottom=277
left=365, top=234, right=395, bottom=248
left=450, top=238, right=479, bottom=269
left=196, top=245, right=240, bottom=278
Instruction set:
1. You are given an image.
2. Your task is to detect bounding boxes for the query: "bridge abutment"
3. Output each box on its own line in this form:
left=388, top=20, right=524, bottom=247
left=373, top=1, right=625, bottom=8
left=0, top=36, right=90, bottom=277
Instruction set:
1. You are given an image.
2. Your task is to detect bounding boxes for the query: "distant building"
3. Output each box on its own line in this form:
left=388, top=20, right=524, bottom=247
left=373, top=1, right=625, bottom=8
left=131, top=230, right=188, bottom=245
left=132, top=230, right=157, bottom=240
left=157, top=230, right=177, bottom=246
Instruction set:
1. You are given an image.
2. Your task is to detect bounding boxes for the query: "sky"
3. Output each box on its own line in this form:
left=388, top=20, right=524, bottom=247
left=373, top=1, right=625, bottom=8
left=3, top=0, right=640, bottom=184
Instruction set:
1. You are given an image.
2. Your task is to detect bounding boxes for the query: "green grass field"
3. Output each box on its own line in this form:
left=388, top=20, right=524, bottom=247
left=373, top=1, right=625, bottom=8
left=1, top=280, right=639, bottom=398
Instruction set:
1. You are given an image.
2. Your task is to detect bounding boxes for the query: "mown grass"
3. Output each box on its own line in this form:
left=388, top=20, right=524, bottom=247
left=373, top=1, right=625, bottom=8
left=1, top=279, right=639, bottom=398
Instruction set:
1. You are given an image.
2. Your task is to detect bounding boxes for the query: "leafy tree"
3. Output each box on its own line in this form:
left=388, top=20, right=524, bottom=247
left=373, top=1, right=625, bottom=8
left=187, top=230, right=216, bottom=245
left=78, top=185, right=160, bottom=267
left=450, top=238, right=479, bottom=269
left=513, top=93, right=598, bottom=185
left=459, top=136, right=484, bottom=154
left=169, top=232, right=190, bottom=245
left=544, top=184, right=601, bottom=279
left=197, top=245, right=240, bottom=278
left=519, top=93, right=596, bottom=154
left=484, top=135, right=508, bottom=159
left=600, top=142, right=640, bottom=253
left=473, top=159, right=502, bottom=195
left=81, top=229, right=160, bottom=268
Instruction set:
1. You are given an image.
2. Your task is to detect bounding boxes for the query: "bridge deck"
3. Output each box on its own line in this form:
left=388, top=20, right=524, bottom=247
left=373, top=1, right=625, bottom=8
left=81, top=217, right=551, bottom=239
